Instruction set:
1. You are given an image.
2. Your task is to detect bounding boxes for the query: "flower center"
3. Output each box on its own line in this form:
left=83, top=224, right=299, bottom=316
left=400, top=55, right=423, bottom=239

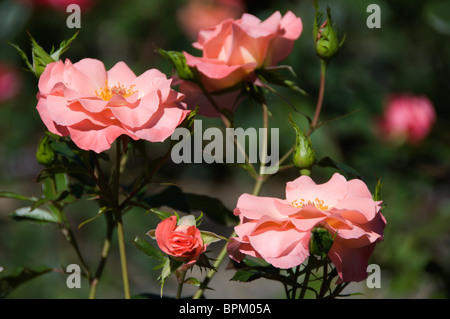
left=96, top=80, right=137, bottom=101
left=291, top=197, right=329, bottom=211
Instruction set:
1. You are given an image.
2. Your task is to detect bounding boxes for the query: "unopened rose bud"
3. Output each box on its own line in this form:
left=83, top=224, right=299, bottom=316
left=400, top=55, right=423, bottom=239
left=309, top=226, right=335, bottom=258
left=36, top=135, right=55, bottom=166
left=313, top=3, right=345, bottom=63
left=290, top=116, right=316, bottom=172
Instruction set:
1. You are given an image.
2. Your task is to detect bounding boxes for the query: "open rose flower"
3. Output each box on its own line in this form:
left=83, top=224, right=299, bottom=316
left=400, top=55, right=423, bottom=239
left=150, top=215, right=206, bottom=266
left=376, top=94, right=435, bottom=145
left=227, top=173, right=386, bottom=283
left=36, top=58, right=189, bottom=153
left=180, top=10, right=302, bottom=116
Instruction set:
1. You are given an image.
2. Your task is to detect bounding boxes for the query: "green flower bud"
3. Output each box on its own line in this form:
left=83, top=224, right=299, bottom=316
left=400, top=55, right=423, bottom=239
left=313, top=2, right=345, bottom=63
left=30, top=37, right=55, bottom=78
left=289, top=116, right=316, bottom=171
left=10, top=32, right=78, bottom=78
left=36, top=135, right=55, bottom=166
left=309, top=226, right=336, bottom=258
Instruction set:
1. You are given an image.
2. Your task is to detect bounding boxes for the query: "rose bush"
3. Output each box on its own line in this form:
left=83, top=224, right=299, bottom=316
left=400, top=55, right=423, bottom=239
left=228, top=173, right=386, bottom=283
left=36, top=58, right=189, bottom=153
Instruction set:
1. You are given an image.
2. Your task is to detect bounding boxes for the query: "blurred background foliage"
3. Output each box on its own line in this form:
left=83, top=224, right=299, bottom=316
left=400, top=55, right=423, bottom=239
left=0, top=0, right=449, bottom=298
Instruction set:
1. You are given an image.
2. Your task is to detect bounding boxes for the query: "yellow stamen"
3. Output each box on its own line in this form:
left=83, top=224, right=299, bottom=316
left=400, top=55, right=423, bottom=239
left=291, top=197, right=329, bottom=211
left=96, top=80, right=137, bottom=101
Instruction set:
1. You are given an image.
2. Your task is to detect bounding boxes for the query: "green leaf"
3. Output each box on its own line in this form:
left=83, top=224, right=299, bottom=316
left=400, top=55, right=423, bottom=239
left=256, top=66, right=308, bottom=97
left=54, top=173, right=69, bottom=194
left=317, top=156, right=364, bottom=180
left=147, top=208, right=174, bottom=221
left=230, top=269, right=263, bottom=283
left=183, top=277, right=202, bottom=287
left=9, top=207, right=61, bottom=224
left=133, top=235, right=164, bottom=260
left=143, top=185, right=238, bottom=226
left=0, top=192, right=38, bottom=202
left=183, top=277, right=213, bottom=290
left=0, top=265, right=54, bottom=298
left=200, top=231, right=225, bottom=246
left=78, top=206, right=110, bottom=229
left=185, top=192, right=238, bottom=226
left=8, top=41, right=34, bottom=74
left=158, top=256, right=183, bottom=297
left=373, top=178, right=384, bottom=202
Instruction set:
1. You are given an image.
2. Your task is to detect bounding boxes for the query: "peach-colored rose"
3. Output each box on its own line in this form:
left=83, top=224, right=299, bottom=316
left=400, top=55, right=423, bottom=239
left=177, top=0, right=246, bottom=40
left=376, top=94, right=436, bottom=144
left=153, top=216, right=206, bottom=264
left=227, top=173, right=386, bottom=283
left=184, top=10, right=302, bottom=91
left=36, top=58, right=189, bottom=153
left=179, top=10, right=302, bottom=116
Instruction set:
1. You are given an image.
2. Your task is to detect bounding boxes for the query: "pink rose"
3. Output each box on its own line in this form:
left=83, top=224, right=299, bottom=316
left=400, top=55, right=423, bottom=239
left=153, top=216, right=206, bottom=265
left=228, top=173, right=386, bottom=283
left=185, top=10, right=302, bottom=91
left=0, top=64, right=21, bottom=103
left=36, top=58, right=189, bottom=153
left=180, top=10, right=302, bottom=116
left=376, top=94, right=436, bottom=144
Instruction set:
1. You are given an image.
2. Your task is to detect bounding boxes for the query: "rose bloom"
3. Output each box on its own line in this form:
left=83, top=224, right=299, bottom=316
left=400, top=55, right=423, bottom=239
left=180, top=10, right=302, bottom=116
left=152, top=216, right=206, bottom=265
left=227, top=173, right=386, bottom=283
left=36, top=58, right=189, bottom=153
left=376, top=94, right=436, bottom=144
left=0, top=64, right=21, bottom=103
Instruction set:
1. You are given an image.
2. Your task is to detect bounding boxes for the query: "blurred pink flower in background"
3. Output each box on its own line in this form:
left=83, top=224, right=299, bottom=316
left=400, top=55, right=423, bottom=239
left=16, top=0, right=93, bottom=11
left=228, top=173, right=386, bottom=283
left=36, top=58, right=189, bottom=153
left=0, top=64, right=21, bottom=103
left=376, top=94, right=436, bottom=145
left=177, top=0, right=246, bottom=40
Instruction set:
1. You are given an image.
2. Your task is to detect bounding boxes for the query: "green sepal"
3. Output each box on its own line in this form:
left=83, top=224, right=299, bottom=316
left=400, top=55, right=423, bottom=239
left=158, top=48, right=195, bottom=81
